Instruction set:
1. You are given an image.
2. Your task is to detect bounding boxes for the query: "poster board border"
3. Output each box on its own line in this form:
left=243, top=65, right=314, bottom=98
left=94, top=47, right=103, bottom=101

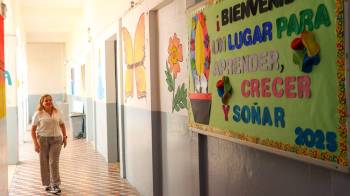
left=189, top=123, right=349, bottom=172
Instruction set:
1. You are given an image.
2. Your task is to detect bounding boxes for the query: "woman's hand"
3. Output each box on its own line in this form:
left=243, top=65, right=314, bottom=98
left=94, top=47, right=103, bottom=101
left=34, top=143, right=40, bottom=153
left=62, top=136, right=67, bottom=148
left=60, top=123, right=67, bottom=148
left=31, top=125, right=40, bottom=153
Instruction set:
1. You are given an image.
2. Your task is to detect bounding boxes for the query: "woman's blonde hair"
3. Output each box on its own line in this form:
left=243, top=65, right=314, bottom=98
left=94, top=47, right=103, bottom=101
left=36, top=94, right=58, bottom=112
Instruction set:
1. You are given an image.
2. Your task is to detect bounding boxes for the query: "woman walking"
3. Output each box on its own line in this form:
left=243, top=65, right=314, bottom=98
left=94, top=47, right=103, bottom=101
left=31, top=94, right=67, bottom=193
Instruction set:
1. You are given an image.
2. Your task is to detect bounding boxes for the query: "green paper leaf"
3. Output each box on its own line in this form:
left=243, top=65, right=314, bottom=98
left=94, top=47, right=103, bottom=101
left=172, top=83, right=188, bottom=112
left=191, top=59, right=195, bottom=70
left=293, top=50, right=305, bottom=68
left=178, top=102, right=185, bottom=109
left=165, top=62, right=175, bottom=92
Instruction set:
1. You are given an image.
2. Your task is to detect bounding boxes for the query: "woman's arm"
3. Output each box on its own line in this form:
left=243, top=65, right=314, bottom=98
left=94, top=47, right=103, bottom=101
left=59, top=123, right=67, bottom=148
left=31, top=125, right=40, bottom=153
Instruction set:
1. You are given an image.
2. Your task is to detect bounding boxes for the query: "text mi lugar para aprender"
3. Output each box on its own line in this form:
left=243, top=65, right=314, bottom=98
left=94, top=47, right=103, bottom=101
left=208, top=0, right=337, bottom=153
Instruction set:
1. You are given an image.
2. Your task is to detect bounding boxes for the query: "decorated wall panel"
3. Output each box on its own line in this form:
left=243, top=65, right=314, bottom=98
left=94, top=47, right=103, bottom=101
left=188, top=0, right=349, bottom=171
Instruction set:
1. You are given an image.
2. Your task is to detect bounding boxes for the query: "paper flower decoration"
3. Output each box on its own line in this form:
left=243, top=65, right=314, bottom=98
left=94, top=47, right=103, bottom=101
left=167, top=33, right=183, bottom=79
left=216, top=76, right=233, bottom=121
left=190, top=12, right=211, bottom=93
left=291, top=31, right=320, bottom=73
left=165, top=33, right=187, bottom=112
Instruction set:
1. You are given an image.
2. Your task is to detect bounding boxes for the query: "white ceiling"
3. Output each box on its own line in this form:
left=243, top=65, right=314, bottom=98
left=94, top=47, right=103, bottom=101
left=19, top=0, right=86, bottom=8
left=18, top=0, right=86, bottom=42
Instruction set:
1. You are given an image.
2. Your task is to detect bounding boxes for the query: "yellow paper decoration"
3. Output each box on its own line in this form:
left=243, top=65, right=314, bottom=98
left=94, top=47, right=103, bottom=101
left=195, top=20, right=205, bottom=79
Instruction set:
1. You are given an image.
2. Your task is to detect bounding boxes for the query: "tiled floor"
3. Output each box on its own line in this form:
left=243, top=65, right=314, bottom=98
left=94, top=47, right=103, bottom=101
left=9, top=132, right=139, bottom=195
left=8, top=165, right=16, bottom=188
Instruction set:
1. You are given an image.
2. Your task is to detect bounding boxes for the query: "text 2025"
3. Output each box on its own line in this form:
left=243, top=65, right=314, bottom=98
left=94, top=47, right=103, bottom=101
left=294, top=127, right=337, bottom=152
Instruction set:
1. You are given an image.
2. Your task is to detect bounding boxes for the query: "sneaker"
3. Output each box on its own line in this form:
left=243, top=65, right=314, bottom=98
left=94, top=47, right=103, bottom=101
left=44, top=186, right=52, bottom=191
left=51, top=185, right=61, bottom=193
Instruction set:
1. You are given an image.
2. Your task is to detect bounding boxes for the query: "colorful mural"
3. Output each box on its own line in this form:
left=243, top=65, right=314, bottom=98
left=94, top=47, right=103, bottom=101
left=0, top=15, right=5, bottom=118
left=122, top=13, right=146, bottom=102
left=165, top=33, right=187, bottom=112
left=0, top=68, right=11, bottom=86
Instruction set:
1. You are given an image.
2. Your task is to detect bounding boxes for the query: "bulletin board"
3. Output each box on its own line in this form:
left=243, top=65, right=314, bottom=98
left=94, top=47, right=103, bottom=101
left=188, top=0, right=349, bottom=171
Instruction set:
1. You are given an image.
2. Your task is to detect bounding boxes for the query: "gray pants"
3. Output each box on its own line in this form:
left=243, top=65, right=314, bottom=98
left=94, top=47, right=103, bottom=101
left=38, top=136, right=62, bottom=186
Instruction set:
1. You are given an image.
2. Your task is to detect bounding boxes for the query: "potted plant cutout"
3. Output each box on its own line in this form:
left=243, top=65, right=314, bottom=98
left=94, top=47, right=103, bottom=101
left=189, top=12, right=211, bottom=125
left=165, top=33, right=187, bottom=112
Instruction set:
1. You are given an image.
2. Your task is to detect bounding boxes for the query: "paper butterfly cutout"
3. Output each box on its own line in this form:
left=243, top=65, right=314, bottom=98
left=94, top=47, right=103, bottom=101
left=122, top=13, right=146, bottom=100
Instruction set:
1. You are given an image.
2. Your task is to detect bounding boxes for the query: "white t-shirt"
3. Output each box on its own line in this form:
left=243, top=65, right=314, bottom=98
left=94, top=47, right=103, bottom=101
left=32, top=110, right=64, bottom=137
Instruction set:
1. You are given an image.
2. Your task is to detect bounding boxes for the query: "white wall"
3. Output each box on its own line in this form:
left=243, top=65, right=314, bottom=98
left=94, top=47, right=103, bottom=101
left=5, top=36, right=17, bottom=106
left=5, top=36, right=19, bottom=164
left=3, top=0, right=25, bottom=110
left=3, top=0, right=28, bottom=166
left=65, top=0, right=130, bottom=162
left=0, top=28, right=6, bottom=196
left=0, top=119, right=6, bottom=195
left=64, top=1, right=188, bottom=195
left=0, top=1, right=8, bottom=194
left=157, top=0, right=188, bottom=115
left=156, top=1, right=198, bottom=195
left=27, top=43, right=66, bottom=95
left=66, top=0, right=129, bottom=98
left=95, top=101, right=108, bottom=158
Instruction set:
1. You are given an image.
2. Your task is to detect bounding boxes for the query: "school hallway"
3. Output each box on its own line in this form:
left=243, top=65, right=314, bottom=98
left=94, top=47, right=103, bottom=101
left=8, top=127, right=139, bottom=195
left=2, top=0, right=350, bottom=196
